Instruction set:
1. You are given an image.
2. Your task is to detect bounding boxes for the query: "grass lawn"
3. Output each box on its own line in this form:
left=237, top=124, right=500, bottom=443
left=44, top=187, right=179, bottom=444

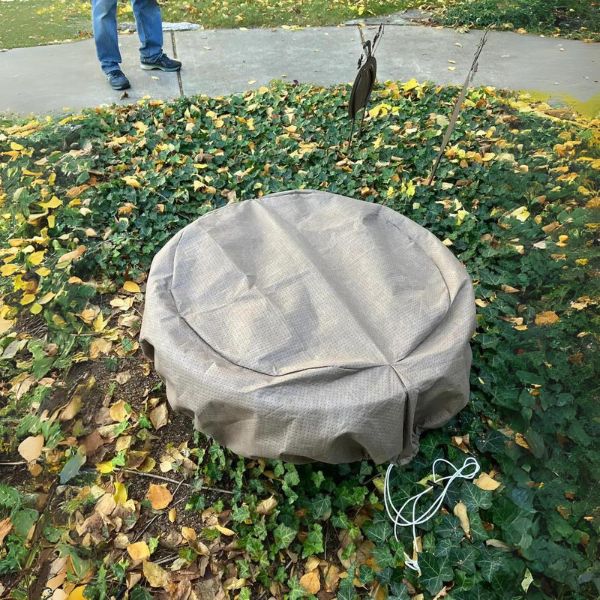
left=0, top=81, right=598, bottom=598
left=0, top=0, right=91, bottom=50
left=1, top=0, right=597, bottom=49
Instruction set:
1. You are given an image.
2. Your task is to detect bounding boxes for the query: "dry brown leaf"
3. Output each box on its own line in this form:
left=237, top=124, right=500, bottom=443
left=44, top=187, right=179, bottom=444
left=256, top=496, right=278, bottom=515
left=223, top=577, right=246, bottom=591
left=501, top=284, right=519, bottom=294
left=453, top=501, right=471, bottom=538
left=299, top=570, right=321, bottom=594
left=486, top=538, right=511, bottom=551
left=18, top=434, right=44, bottom=462
left=0, top=518, right=12, bottom=547
left=143, top=560, right=170, bottom=588
left=373, top=583, right=387, bottom=600
left=475, top=472, right=501, bottom=491
left=323, top=562, right=341, bottom=592
left=127, top=541, right=150, bottom=561
left=115, top=370, right=132, bottom=385
left=126, top=571, right=142, bottom=590
left=535, top=311, right=560, bottom=326
left=57, top=245, right=86, bottom=268
left=181, top=526, right=196, bottom=542
left=147, top=484, right=173, bottom=510
left=149, top=403, right=168, bottom=430
left=89, top=337, right=112, bottom=360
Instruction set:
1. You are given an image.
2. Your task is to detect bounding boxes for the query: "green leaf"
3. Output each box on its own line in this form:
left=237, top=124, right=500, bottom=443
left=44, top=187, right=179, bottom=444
left=363, top=518, right=392, bottom=544
left=59, top=450, right=87, bottom=484
left=420, top=552, right=453, bottom=595
left=12, top=509, right=38, bottom=538
left=308, top=495, right=331, bottom=521
left=302, top=523, right=324, bottom=558
left=460, top=482, right=492, bottom=511
left=337, top=576, right=358, bottom=600
left=272, top=523, right=296, bottom=552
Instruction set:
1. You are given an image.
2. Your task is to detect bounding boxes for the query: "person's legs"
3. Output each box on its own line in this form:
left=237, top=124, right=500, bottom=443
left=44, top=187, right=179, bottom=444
left=131, top=0, right=163, bottom=62
left=91, top=0, right=121, bottom=74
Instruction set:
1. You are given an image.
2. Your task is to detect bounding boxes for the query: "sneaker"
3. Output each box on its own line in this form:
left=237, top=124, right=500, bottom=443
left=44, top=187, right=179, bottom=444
left=140, top=53, right=182, bottom=72
left=106, top=70, right=131, bottom=90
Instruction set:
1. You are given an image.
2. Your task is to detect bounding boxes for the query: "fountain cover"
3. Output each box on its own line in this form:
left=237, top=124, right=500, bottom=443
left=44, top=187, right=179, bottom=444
left=141, top=190, right=475, bottom=464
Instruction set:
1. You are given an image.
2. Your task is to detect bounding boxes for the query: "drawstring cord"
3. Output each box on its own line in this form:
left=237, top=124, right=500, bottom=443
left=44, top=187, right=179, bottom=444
left=383, top=456, right=481, bottom=575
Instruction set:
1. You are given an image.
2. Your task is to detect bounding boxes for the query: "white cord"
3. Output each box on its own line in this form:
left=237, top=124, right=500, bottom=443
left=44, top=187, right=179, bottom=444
left=384, top=456, right=480, bottom=576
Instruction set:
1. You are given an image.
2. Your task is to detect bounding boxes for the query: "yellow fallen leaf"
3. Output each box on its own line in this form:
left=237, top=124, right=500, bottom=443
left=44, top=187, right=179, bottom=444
left=109, top=400, right=129, bottom=423
left=475, top=472, right=501, bottom=491
left=213, top=524, right=235, bottom=536
left=39, top=196, right=62, bottom=209
left=299, top=570, right=321, bottom=594
left=114, top=481, right=128, bottom=505
left=402, top=78, right=419, bottom=92
left=453, top=501, right=470, bottom=538
left=143, top=560, right=170, bottom=588
left=515, top=432, right=530, bottom=450
left=127, top=541, right=150, bottom=561
left=147, top=484, right=173, bottom=510
left=0, top=264, right=20, bottom=276
left=181, top=526, right=196, bottom=541
left=20, top=293, right=36, bottom=305
left=509, top=206, right=530, bottom=222
left=38, top=291, right=55, bottom=305
left=168, top=508, right=176, bottom=523
left=535, top=311, right=560, bottom=326
left=67, top=586, right=87, bottom=600
left=96, top=461, right=115, bottom=474
left=122, top=176, right=141, bottom=188
left=18, top=435, right=44, bottom=462
left=93, top=312, right=107, bottom=332
left=36, top=266, right=51, bottom=277
left=122, top=281, right=140, bottom=293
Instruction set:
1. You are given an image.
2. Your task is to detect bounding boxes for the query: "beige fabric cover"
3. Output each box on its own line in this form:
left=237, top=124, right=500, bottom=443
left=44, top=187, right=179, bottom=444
left=140, top=190, right=475, bottom=464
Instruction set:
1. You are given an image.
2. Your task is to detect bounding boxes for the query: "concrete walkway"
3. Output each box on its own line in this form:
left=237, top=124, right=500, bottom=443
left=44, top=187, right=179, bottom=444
left=0, top=23, right=598, bottom=115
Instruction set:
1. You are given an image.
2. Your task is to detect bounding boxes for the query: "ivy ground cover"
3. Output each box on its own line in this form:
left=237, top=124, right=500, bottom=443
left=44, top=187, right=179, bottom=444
left=0, top=82, right=598, bottom=599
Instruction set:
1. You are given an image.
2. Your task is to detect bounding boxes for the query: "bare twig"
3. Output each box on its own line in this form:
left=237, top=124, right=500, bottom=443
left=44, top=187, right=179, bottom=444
left=153, top=554, right=178, bottom=566
left=119, top=468, right=233, bottom=495
left=427, top=29, right=489, bottom=186
left=0, top=461, right=27, bottom=467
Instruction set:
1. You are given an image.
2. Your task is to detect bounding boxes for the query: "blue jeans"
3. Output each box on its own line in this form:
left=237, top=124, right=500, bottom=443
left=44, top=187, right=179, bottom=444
left=92, top=0, right=163, bottom=74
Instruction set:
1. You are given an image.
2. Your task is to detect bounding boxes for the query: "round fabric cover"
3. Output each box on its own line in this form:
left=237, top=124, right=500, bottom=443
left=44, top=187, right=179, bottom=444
left=140, top=190, right=475, bottom=464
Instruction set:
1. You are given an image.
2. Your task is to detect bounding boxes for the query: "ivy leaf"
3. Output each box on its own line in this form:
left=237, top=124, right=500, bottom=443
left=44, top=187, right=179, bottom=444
left=337, top=576, right=358, bottom=600
left=272, top=523, right=296, bottom=552
left=302, top=523, right=324, bottom=558
left=308, top=495, right=331, bottom=521
left=460, top=482, right=492, bottom=511
left=420, top=552, right=453, bottom=595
